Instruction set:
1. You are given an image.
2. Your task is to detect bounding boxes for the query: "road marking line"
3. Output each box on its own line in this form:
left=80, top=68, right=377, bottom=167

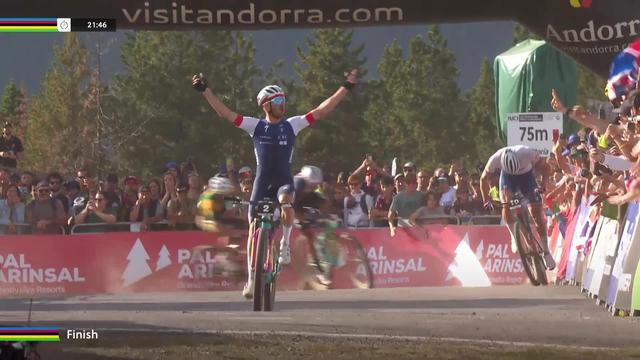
left=96, top=328, right=616, bottom=351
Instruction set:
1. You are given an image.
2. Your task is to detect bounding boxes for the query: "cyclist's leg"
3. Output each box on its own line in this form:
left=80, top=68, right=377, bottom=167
left=277, top=184, right=295, bottom=264
left=499, top=170, right=517, bottom=253
left=523, top=171, right=556, bottom=269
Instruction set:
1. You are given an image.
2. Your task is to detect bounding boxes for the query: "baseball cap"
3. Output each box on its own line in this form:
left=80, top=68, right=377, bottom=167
left=164, top=161, right=179, bottom=170
left=437, top=176, right=449, bottom=182
left=394, top=173, right=404, bottom=181
left=567, top=134, right=580, bottom=145
left=403, top=162, right=416, bottom=169
left=238, top=166, right=252, bottom=177
left=36, top=180, right=49, bottom=189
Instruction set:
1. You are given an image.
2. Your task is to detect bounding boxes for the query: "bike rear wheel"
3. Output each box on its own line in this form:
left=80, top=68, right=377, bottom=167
left=252, top=226, right=268, bottom=311
left=331, top=233, right=374, bottom=289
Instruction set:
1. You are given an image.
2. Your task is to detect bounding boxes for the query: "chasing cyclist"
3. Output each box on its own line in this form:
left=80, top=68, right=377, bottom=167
left=192, top=70, right=359, bottom=298
left=480, top=145, right=556, bottom=270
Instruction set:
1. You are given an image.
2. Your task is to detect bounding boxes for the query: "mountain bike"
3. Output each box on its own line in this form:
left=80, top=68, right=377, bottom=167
left=249, top=199, right=281, bottom=311
left=295, top=208, right=373, bottom=289
left=508, top=191, right=548, bottom=286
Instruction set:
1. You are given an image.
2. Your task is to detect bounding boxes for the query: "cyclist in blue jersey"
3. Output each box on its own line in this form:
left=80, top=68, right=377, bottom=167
left=192, top=70, right=358, bottom=298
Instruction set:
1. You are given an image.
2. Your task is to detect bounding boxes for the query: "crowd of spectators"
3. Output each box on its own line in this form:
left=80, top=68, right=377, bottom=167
left=0, top=153, right=258, bottom=234
left=5, top=80, right=639, bottom=238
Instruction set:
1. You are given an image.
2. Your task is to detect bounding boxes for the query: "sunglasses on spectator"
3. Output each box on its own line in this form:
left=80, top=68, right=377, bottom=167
left=270, top=96, right=285, bottom=105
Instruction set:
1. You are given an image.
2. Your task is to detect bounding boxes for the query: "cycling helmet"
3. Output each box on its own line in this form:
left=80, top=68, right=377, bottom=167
left=297, top=165, right=323, bottom=184
left=207, top=176, right=236, bottom=195
left=256, top=85, right=284, bottom=106
left=500, top=149, right=519, bottom=175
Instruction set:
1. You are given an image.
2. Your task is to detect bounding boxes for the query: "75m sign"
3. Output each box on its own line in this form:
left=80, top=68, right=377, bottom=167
left=507, top=112, right=562, bottom=157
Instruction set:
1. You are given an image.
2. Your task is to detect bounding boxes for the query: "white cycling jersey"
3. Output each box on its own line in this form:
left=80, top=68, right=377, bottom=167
left=485, top=145, right=540, bottom=175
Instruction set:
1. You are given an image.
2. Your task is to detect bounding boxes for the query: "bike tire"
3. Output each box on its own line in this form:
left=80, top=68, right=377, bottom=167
left=252, top=226, right=268, bottom=311
left=264, top=236, right=279, bottom=312
left=514, top=216, right=540, bottom=286
left=335, top=233, right=374, bottom=289
left=522, top=208, right=549, bottom=286
left=533, top=254, right=548, bottom=286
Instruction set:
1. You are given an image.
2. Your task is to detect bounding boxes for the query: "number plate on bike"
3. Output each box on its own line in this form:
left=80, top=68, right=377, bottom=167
left=509, top=198, right=522, bottom=210
left=256, top=200, right=276, bottom=215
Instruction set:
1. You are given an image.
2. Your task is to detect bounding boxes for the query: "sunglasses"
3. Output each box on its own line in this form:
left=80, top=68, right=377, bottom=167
left=270, top=96, right=285, bottom=105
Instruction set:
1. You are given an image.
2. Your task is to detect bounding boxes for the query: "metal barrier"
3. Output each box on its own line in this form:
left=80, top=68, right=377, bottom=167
left=70, top=219, right=248, bottom=234
left=0, top=223, right=65, bottom=235
left=467, top=216, right=503, bottom=225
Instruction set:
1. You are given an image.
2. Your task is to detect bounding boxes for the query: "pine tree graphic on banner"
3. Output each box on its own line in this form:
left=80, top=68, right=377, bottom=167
left=122, top=238, right=153, bottom=287
left=156, top=245, right=171, bottom=271
left=445, top=233, right=491, bottom=287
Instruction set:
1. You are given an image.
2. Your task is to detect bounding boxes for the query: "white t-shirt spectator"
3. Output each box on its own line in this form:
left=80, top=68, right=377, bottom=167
left=344, top=191, right=374, bottom=228
left=439, top=187, right=457, bottom=208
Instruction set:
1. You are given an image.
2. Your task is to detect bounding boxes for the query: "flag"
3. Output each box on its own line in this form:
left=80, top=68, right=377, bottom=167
left=606, top=39, right=640, bottom=102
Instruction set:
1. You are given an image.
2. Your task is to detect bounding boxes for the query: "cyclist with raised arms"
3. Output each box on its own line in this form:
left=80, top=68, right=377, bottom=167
left=480, top=145, right=556, bottom=270
left=192, top=70, right=358, bottom=298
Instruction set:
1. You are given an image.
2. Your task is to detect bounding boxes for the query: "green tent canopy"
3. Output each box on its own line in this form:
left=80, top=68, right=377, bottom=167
left=494, top=39, right=578, bottom=143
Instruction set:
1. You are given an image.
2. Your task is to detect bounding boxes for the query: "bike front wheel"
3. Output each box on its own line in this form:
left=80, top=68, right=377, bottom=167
left=515, top=219, right=541, bottom=286
left=252, top=226, right=268, bottom=311
left=330, top=233, right=374, bottom=289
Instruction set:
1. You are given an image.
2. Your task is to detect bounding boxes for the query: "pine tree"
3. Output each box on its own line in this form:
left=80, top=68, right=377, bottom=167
left=364, top=40, right=404, bottom=165
left=0, top=80, right=24, bottom=117
left=110, top=31, right=262, bottom=178
left=293, top=28, right=367, bottom=174
left=466, top=58, right=503, bottom=162
left=25, top=33, right=94, bottom=173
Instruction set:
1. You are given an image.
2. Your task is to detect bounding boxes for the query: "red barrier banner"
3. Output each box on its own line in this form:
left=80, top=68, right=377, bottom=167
left=0, top=225, right=525, bottom=298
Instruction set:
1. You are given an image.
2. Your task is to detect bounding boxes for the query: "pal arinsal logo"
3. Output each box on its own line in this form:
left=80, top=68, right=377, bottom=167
left=569, top=0, right=591, bottom=8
